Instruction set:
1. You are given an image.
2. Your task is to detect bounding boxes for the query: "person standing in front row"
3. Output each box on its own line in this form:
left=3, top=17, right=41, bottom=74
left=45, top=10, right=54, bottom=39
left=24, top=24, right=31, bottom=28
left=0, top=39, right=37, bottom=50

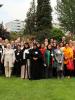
left=1, top=43, right=15, bottom=78
left=29, top=44, right=42, bottom=80
left=21, top=43, right=30, bottom=79
left=0, top=38, right=4, bottom=75
left=44, top=44, right=53, bottom=78
left=14, top=45, right=22, bottom=77
left=63, top=43, right=74, bottom=78
left=54, top=44, right=64, bottom=79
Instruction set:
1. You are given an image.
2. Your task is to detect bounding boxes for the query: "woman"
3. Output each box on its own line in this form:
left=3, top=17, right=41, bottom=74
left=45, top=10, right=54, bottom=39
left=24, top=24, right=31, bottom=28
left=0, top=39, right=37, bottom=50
left=60, top=42, right=65, bottom=52
left=54, top=44, right=64, bottom=79
left=1, top=43, right=15, bottom=78
left=63, top=43, right=74, bottom=78
left=37, top=43, right=41, bottom=49
left=52, top=42, right=57, bottom=77
left=21, top=43, right=30, bottom=79
left=73, top=41, right=75, bottom=76
left=44, top=38, right=49, bottom=49
left=29, top=44, right=42, bottom=80
left=40, top=43, right=46, bottom=78
left=14, top=45, right=22, bottom=77
left=40, top=43, right=46, bottom=65
left=44, top=44, right=52, bottom=78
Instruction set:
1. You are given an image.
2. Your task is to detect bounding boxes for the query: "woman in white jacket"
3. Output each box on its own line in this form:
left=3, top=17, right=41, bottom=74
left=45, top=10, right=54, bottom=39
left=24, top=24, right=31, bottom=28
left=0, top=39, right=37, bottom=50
left=1, top=43, right=15, bottom=78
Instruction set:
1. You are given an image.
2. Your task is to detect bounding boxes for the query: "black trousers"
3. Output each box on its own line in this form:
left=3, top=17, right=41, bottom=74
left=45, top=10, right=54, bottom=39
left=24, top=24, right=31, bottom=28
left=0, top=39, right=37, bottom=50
left=13, top=61, right=21, bottom=77
left=57, top=70, right=63, bottom=78
left=0, top=64, right=4, bottom=75
left=64, top=64, right=73, bottom=77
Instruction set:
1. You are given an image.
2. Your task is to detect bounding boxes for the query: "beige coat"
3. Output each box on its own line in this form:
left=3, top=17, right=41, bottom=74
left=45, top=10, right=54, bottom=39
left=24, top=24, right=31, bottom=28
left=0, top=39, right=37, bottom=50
left=2, top=48, right=15, bottom=67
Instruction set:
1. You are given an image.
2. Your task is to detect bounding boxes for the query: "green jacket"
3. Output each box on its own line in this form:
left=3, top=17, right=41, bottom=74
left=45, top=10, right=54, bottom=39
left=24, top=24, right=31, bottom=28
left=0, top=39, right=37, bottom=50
left=45, top=50, right=51, bottom=66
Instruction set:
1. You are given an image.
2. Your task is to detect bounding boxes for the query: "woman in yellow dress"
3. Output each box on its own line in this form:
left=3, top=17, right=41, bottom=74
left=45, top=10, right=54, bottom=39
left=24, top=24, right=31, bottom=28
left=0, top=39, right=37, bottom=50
left=63, top=43, right=74, bottom=78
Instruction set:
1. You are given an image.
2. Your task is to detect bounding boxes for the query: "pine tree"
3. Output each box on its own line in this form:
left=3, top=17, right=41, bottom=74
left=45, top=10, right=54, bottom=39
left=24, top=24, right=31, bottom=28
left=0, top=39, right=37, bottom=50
left=24, top=0, right=36, bottom=35
left=37, top=0, right=52, bottom=31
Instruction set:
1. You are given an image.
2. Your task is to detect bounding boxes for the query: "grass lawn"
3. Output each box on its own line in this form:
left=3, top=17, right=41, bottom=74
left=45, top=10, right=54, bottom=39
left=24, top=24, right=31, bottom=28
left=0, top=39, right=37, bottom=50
left=0, top=77, right=75, bottom=100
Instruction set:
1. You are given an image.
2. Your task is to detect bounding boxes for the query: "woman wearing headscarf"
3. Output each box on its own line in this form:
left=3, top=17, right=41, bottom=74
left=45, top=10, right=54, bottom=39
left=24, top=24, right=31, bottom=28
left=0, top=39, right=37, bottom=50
left=29, top=44, right=42, bottom=80
left=44, top=44, right=53, bottom=78
left=54, top=44, right=64, bottom=79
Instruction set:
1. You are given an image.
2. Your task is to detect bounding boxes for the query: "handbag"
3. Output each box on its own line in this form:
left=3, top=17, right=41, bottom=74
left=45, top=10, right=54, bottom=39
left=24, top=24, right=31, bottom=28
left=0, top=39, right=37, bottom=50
left=67, top=59, right=74, bottom=70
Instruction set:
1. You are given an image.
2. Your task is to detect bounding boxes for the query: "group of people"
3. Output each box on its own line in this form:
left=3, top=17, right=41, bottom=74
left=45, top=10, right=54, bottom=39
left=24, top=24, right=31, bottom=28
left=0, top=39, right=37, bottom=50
left=0, top=36, right=75, bottom=80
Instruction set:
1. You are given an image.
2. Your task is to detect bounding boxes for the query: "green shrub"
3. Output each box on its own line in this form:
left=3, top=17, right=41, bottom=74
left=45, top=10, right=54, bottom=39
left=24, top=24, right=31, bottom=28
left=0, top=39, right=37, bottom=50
left=51, top=28, right=65, bottom=42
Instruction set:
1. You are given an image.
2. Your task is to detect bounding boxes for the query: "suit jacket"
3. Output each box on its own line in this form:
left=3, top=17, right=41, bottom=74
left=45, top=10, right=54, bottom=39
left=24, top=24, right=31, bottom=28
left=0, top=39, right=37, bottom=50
left=2, top=48, right=15, bottom=67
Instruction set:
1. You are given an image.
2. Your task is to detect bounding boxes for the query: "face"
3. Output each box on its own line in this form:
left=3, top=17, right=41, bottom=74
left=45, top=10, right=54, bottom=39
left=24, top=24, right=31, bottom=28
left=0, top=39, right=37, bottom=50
left=33, top=45, right=37, bottom=49
left=25, top=44, right=29, bottom=48
left=57, top=45, right=60, bottom=49
left=21, top=41, right=24, bottom=46
left=65, top=44, right=69, bottom=48
left=33, top=40, right=36, bottom=44
left=60, top=43, right=63, bottom=47
left=15, top=40, right=18, bottom=45
left=45, top=38, right=48, bottom=42
left=41, top=44, right=45, bottom=48
left=29, top=42, right=33, bottom=48
left=37, top=43, right=41, bottom=48
left=69, top=43, right=73, bottom=47
left=7, top=43, right=11, bottom=49
left=50, top=39, right=54, bottom=43
left=11, top=41, right=14, bottom=45
left=26, top=38, right=30, bottom=43
left=17, top=45, right=21, bottom=50
left=53, top=40, right=57, bottom=43
left=62, top=37, right=65, bottom=41
left=53, top=43, right=57, bottom=47
left=5, top=39, right=9, bottom=44
left=48, top=44, right=51, bottom=49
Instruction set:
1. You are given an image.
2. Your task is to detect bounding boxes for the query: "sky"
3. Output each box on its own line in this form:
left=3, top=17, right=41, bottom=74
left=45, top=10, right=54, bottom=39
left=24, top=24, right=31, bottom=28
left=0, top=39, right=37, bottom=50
left=0, top=0, right=57, bottom=24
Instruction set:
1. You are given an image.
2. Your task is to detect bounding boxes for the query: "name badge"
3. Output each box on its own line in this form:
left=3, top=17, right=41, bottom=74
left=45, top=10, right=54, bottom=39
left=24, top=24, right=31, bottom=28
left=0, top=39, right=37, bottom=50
left=17, top=53, right=19, bottom=55
left=0, top=51, right=2, bottom=53
left=35, top=51, right=38, bottom=54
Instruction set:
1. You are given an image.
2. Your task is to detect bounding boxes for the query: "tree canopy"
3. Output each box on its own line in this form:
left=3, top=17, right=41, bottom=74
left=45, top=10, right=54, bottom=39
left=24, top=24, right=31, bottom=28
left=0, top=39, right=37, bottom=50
left=57, top=0, right=75, bottom=33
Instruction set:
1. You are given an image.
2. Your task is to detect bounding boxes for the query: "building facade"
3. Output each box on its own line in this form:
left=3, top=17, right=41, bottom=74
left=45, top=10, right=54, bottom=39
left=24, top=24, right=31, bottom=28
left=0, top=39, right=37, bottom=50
left=5, top=20, right=25, bottom=32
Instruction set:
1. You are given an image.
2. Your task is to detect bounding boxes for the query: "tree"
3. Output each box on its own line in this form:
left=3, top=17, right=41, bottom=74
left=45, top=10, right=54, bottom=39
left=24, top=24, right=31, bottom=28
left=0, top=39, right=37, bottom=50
left=37, top=0, right=52, bottom=32
left=0, top=4, right=3, bottom=7
left=51, top=28, right=64, bottom=42
left=57, top=0, right=75, bottom=33
left=24, top=0, right=36, bottom=35
left=0, top=23, right=10, bottom=39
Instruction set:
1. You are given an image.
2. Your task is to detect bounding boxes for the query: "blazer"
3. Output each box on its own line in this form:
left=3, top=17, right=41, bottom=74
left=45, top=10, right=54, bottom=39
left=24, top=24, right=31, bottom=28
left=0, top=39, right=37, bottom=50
left=2, top=48, right=15, bottom=67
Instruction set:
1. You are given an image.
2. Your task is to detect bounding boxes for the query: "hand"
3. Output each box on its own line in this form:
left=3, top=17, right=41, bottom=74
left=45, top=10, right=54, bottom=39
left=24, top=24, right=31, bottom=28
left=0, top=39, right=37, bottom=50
left=59, top=61, right=62, bottom=63
left=65, top=57, right=68, bottom=60
left=33, top=57, right=38, bottom=61
left=1, top=59, right=3, bottom=64
left=13, top=61, right=15, bottom=64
